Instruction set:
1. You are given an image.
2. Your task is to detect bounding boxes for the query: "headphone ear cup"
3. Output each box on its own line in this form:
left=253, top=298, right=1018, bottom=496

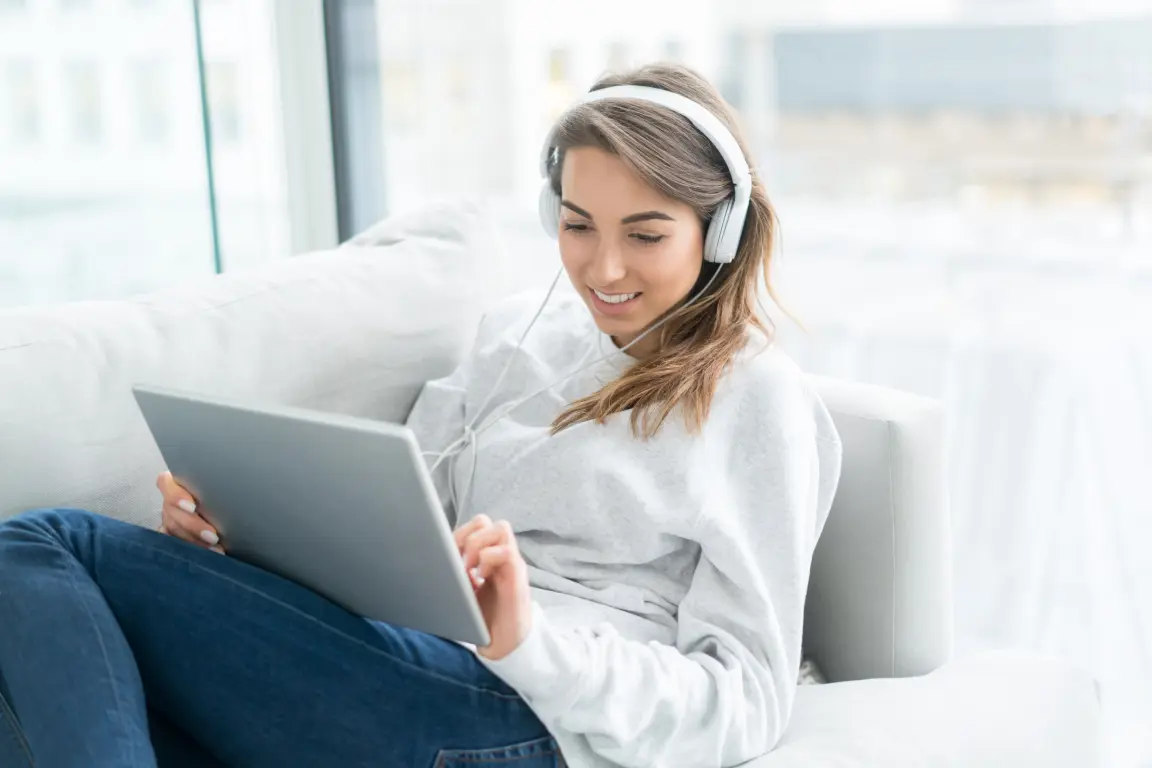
left=539, top=181, right=562, bottom=239
left=703, top=197, right=735, bottom=264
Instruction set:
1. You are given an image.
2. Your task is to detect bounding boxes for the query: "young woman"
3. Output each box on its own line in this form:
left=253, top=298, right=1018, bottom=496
left=0, top=64, right=841, bottom=768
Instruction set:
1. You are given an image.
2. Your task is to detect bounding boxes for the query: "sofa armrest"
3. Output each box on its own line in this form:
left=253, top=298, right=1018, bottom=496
left=804, top=375, right=953, bottom=682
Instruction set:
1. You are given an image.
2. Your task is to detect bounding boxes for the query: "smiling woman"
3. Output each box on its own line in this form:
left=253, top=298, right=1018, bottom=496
left=543, top=65, right=784, bottom=438
left=0, top=60, right=845, bottom=768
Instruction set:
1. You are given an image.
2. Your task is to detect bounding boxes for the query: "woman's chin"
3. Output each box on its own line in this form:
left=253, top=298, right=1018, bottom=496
left=587, top=309, right=638, bottom=338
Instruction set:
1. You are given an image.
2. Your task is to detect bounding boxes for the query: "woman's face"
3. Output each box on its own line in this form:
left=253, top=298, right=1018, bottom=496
left=557, top=146, right=704, bottom=358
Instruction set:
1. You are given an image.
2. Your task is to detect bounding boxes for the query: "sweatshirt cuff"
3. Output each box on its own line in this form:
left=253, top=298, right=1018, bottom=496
left=479, top=602, right=572, bottom=700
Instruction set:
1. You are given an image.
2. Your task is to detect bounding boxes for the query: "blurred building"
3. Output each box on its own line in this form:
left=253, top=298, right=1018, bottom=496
left=373, top=0, right=720, bottom=209
left=722, top=16, right=1152, bottom=212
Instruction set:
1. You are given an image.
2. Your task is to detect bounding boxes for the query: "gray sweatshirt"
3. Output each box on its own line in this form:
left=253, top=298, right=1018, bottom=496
left=405, top=291, right=842, bottom=767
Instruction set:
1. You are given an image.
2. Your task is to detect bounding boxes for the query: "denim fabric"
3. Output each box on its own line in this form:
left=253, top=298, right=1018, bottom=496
left=0, top=508, right=560, bottom=767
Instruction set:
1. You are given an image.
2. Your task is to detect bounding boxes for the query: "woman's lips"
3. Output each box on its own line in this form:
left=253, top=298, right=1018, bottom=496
left=589, top=288, right=642, bottom=316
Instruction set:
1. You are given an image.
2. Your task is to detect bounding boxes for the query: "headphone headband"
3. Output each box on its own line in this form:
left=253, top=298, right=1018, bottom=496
left=537, top=84, right=753, bottom=264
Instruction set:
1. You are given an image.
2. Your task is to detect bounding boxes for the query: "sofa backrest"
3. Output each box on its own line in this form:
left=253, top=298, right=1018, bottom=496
left=0, top=201, right=501, bottom=529
left=1, top=205, right=953, bottom=683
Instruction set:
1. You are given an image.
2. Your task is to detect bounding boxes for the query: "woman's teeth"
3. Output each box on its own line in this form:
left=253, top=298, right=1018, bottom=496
left=593, top=289, right=640, bottom=304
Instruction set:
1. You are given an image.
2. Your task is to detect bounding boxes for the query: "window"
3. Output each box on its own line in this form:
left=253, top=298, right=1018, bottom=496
left=547, top=47, right=569, bottom=85
left=546, top=47, right=575, bottom=123
left=720, top=31, right=746, bottom=110
left=131, top=61, right=169, bottom=142
left=0, top=0, right=294, bottom=307
left=327, top=8, right=1152, bottom=765
left=324, top=0, right=386, bottom=236
left=381, top=62, right=418, bottom=133
left=607, top=41, right=630, bottom=71
left=3, top=61, right=39, bottom=143
left=205, top=61, right=241, bottom=143
left=64, top=63, right=102, bottom=143
left=762, top=19, right=1152, bottom=215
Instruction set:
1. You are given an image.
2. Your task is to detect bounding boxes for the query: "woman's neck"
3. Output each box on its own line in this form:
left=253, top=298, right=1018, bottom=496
left=612, top=333, right=657, bottom=361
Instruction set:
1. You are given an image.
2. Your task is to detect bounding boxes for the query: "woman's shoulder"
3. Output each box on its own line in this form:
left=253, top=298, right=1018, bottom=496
left=723, top=337, right=806, bottom=401
left=715, top=337, right=839, bottom=445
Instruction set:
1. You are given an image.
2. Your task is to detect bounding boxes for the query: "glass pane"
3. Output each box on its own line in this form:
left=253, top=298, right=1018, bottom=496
left=195, top=0, right=292, bottom=272
left=0, top=0, right=296, bottom=306
left=337, top=1, right=1152, bottom=280
left=0, top=0, right=216, bottom=307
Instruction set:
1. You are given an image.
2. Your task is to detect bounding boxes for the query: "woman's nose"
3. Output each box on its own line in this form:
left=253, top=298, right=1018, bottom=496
left=588, top=240, right=627, bottom=285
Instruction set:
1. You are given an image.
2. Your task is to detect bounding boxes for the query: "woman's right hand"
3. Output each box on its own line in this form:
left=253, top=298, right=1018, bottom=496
left=156, top=471, right=223, bottom=553
left=454, top=514, right=494, bottom=589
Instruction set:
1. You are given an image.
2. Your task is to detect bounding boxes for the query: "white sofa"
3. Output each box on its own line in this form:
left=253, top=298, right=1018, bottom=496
left=0, top=203, right=1101, bottom=766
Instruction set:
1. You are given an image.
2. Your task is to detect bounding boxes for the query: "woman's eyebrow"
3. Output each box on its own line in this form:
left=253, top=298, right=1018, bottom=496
left=560, top=201, right=675, bottom=224
left=621, top=211, right=675, bottom=224
left=561, top=200, right=593, bottom=219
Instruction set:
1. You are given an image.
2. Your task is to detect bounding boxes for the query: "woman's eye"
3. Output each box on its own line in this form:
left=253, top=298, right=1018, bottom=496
left=562, top=222, right=590, bottom=233
left=631, top=233, right=666, bottom=245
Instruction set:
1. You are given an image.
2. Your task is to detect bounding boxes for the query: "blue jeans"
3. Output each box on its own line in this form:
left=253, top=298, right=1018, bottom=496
left=0, top=508, right=560, bottom=767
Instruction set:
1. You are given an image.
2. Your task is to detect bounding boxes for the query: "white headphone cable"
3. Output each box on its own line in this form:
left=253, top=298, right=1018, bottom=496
left=425, top=266, right=566, bottom=476
left=470, top=263, right=724, bottom=443
left=425, top=262, right=725, bottom=521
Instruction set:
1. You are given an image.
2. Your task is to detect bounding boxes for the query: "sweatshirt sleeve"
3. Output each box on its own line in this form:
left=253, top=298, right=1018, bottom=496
left=480, top=360, right=843, bottom=767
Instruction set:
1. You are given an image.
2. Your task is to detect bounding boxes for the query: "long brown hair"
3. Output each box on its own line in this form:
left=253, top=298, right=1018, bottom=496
left=549, top=63, right=785, bottom=439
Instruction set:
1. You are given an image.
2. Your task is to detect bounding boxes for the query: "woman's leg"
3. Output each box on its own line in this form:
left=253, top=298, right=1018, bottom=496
left=0, top=666, right=34, bottom=768
left=0, top=508, right=556, bottom=768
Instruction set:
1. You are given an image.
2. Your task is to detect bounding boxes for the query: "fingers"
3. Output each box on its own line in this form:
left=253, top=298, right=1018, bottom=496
left=453, top=514, right=492, bottom=553
left=160, top=502, right=221, bottom=553
left=155, top=520, right=220, bottom=554
left=157, top=471, right=199, bottom=514
left=162, top=504, right=221, bottom=549
left=156, top=471, right=222, bottom=552
left=461, top=519, right=513, bottom=575
left=455, top=517, right=518, bottom=589
left=475, top=545, right=512, bottom=582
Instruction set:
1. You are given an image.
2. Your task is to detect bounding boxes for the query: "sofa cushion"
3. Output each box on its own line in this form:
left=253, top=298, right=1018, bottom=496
left=741, top=651, right=1100, bottom=767
left=0, top=201, right=501, bottom=528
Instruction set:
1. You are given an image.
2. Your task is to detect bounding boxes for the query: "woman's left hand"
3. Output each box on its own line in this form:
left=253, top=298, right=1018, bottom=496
left=456, top=515, right=533, bottom=661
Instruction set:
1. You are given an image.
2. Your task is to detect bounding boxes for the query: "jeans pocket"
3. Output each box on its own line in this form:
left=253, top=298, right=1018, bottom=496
left=434, top=735, right=562, bottom=767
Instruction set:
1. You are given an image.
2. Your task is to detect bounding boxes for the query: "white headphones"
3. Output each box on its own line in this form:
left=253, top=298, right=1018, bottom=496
left=538, top=84, right=753, bottom=265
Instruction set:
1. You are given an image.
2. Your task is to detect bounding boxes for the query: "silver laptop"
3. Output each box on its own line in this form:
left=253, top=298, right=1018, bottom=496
left=132, top=384, right=490, bottom=647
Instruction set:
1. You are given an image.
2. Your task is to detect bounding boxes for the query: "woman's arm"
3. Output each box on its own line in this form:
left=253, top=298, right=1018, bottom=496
left=481, top=361, right=842, bottom=766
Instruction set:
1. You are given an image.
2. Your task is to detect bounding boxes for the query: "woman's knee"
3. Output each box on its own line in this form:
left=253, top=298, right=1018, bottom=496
left=0, top=507, right=100, bottom=542
left=0, top=509, right=114, bottom=578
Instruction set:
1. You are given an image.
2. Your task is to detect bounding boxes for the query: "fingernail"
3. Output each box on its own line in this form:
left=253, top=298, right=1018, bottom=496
left=199, top=529, right=219, bottom=546
left=178, top=499, right=197, bottom=514
left=210, top=545, right=225, bottom=555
